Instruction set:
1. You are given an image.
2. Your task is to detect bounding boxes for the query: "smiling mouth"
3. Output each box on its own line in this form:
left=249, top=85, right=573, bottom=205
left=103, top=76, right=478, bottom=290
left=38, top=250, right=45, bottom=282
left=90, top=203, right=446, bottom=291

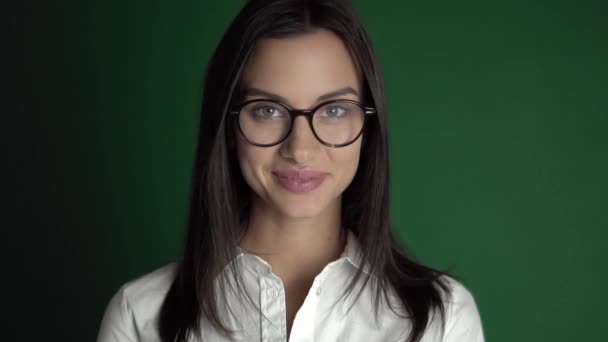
left=272, top=172, right=327, bottom=193
left=277, top=175, right=319, bottom=182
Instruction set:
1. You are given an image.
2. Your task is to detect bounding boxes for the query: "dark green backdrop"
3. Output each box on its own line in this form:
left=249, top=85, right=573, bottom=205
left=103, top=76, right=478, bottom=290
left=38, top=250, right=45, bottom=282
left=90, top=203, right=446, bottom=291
left=8, top=0, right=607, bottom=341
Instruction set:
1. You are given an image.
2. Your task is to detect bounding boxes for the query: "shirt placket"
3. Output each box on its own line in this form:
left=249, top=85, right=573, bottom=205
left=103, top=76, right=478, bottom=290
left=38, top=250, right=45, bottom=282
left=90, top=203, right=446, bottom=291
left=260, top=274, right=286, bottom=342
left=287, top=270, right=328, bottom=342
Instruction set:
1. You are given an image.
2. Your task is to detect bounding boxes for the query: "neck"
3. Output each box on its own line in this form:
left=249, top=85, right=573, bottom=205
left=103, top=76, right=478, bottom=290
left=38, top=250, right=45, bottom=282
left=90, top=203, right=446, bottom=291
left=237, top=195, right=346, bottom=282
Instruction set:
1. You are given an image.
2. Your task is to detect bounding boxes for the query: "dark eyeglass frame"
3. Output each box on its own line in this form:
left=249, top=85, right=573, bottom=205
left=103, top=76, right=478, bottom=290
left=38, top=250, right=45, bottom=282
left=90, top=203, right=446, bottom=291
left=229, top=98, right=377, bottom=148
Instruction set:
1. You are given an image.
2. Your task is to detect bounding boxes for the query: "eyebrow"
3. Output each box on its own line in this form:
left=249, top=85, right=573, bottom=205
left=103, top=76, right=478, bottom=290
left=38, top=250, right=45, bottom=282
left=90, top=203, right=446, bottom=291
left=243, top=86, right=360, bottom=106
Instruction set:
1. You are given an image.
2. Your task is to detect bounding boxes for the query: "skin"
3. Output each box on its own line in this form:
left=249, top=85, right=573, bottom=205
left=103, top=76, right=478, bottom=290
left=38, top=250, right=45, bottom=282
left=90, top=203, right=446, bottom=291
left=235, top=28, right=364, bottom=337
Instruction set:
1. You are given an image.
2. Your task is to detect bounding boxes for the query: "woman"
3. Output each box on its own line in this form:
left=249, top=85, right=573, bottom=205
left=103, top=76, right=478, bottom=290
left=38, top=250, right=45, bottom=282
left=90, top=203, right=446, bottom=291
left=97, top=0, right=485, bottom=341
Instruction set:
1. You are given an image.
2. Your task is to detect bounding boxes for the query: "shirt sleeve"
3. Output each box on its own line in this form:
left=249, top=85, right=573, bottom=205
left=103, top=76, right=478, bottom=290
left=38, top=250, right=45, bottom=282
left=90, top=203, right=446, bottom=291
left=96, top=285, right=139, bottom=342
left=442, top=282, right=485, bottom=342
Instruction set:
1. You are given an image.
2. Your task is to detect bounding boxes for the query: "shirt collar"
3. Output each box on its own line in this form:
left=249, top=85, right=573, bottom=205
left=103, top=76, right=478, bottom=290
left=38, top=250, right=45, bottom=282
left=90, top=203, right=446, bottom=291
left=339, top=229, right=367, bottom=271
left=235, top=229, right=369, bottom=275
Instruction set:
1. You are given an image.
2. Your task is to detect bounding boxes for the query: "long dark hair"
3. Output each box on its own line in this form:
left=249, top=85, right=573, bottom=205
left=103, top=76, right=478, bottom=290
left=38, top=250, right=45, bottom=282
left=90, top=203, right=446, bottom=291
left=159, top=1, right=457, bottom=341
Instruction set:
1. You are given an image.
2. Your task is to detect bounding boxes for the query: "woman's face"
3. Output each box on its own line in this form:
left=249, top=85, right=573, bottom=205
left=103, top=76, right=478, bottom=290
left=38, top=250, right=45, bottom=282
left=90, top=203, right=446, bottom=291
left=235, top=28, right=363, bottom=219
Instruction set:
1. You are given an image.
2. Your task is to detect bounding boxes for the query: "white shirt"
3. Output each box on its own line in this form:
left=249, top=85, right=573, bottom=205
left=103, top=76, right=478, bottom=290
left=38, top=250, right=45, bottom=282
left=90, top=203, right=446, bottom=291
left=97, top=230, right=485, bottom=342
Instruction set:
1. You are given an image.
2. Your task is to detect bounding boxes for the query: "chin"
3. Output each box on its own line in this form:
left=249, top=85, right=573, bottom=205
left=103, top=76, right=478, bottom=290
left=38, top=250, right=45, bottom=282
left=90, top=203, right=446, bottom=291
left=272, top=197, right=327, bottom=219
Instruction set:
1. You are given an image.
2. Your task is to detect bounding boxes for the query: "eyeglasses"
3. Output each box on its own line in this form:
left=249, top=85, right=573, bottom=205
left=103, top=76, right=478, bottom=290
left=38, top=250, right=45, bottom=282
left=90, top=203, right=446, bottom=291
left=229, top=99, right=376, bottom=147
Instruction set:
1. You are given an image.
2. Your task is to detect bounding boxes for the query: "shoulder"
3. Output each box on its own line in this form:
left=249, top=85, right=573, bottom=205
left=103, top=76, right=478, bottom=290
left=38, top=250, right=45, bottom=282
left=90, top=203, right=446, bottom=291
left=96, top=262, right=178, bottom=342
left=121, top=262, right=178, bottom=308
left=436, top=275, right=485, bottom=342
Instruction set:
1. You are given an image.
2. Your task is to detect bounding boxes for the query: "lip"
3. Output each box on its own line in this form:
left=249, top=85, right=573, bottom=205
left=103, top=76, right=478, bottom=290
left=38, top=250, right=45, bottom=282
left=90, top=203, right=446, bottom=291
left=272, top=169, right=328, bottom=194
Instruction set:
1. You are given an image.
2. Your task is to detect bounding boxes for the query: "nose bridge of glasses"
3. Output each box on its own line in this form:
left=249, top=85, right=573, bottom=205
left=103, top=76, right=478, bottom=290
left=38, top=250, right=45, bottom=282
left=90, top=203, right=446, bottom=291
left=290, top=112, right=316, bottom=137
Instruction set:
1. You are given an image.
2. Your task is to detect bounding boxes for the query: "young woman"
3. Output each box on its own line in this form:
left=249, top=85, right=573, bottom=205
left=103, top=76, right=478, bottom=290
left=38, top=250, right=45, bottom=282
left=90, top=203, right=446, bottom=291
left=97, top=1, right=485, bottom=341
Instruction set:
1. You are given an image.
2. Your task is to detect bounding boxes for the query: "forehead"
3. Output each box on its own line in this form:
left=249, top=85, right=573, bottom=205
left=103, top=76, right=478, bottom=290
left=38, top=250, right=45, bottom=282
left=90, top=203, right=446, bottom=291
left=240, top=28, right=362, bottom=107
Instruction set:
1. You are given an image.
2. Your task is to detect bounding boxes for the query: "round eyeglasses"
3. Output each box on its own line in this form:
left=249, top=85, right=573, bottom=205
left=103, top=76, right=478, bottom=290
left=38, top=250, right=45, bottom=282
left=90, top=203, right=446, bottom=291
left=229, top=99, right=376, bottom=148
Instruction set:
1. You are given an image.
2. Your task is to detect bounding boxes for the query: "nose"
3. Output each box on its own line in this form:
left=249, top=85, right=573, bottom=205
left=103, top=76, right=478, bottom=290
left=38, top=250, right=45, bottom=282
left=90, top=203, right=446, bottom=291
left=279, top=116, right=321, bottom=164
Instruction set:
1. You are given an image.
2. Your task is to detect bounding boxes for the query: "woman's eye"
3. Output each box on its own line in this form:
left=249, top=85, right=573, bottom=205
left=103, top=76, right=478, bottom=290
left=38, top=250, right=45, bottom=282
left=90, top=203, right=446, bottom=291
left=254, top=106, right=283, bottom=118
left=260, top=107, right=274, bottom=115
left=322, top=106, right=346, bottom=118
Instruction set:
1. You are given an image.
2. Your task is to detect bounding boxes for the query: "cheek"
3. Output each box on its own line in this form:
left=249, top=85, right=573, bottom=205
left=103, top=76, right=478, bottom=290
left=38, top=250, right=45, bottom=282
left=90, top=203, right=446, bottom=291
left=236, top=140, right=255, bottom=181
left=235, top=136, right=273, bottom=191
left=330, top=142, right=362, bottom=187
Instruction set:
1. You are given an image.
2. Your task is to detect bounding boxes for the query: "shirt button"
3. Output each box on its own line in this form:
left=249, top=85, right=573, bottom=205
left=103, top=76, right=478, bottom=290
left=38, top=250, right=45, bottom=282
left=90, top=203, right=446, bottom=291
left=316, top=287, right=322, bottom=296
left=266, top=288, right=277, bottom=298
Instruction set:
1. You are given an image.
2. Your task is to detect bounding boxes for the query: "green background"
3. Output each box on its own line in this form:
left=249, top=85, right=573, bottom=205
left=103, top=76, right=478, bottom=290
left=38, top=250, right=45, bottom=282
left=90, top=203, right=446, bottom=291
left=8, top=0, right=607, bottom=341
